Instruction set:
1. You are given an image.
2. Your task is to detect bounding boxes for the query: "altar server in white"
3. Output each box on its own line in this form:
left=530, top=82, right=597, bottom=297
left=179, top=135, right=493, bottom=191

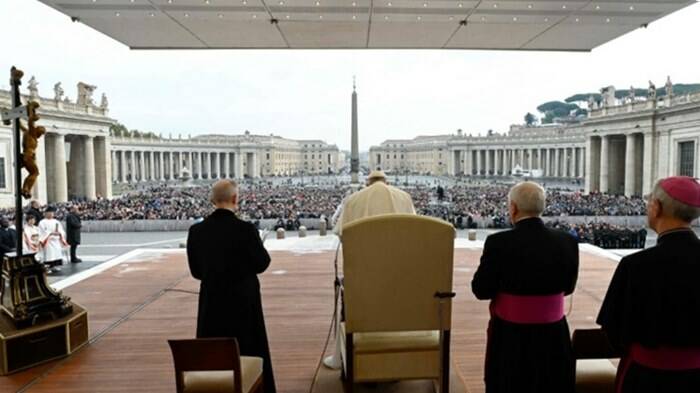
left=39, top=206, right=68, bottom=272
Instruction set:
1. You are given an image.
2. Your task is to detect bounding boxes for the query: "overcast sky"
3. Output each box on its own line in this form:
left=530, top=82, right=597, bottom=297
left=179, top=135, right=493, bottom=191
left=2, top=1, right=699, bottom=151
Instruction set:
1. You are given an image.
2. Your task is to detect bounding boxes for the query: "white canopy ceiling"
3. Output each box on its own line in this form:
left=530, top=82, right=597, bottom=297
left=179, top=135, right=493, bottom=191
left=38, top=0, right=695, bottom=50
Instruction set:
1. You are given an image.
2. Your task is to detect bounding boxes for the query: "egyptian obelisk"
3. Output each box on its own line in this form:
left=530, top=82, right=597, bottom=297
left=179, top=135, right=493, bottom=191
left=350, top=77, right=359, bottom=184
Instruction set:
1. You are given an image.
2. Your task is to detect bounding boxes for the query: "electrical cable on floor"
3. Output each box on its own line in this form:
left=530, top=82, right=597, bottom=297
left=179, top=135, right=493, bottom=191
left=165, top=288, right=199, bottom=295
left=308, top=242, right=342, bottom=393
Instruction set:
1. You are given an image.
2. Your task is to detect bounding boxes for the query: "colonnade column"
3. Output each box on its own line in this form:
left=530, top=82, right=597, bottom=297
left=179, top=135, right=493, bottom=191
left=50, top=134, right=68, bottom=203
left=624, top=134, right=637, bottom=196
left=600, top=136, right=610, bottom=193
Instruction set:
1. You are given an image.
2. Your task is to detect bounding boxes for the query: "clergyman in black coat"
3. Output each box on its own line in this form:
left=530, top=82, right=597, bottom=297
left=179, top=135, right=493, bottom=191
left=598, top=177, right=700, bottom=393
left=0, top=216, right=17, bottom=259
left=472, top=181, right=579, bottom=393
left=186, top=180, right=276, bottom=393
left=66, top=205, right=82, bottom=263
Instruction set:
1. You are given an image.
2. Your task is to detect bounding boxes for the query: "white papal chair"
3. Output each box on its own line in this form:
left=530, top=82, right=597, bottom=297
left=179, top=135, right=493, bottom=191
left=339, top=214, right=455, bottom=392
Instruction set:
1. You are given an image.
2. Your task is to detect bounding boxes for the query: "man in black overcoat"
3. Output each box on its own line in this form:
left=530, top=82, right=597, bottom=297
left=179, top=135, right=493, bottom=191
left=472, top=181, right=579, bottom=393
left=66, top=205, right=82, bottom=263
left=0, top=216, right=17, bottom=259
left=186, top=180, right=276, bottom=393
left=598, top=176, right=700, bottom=393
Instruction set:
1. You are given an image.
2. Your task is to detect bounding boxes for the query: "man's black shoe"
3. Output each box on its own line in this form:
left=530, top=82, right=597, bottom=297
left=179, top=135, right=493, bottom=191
left=71, top=258, right=82, bottom=263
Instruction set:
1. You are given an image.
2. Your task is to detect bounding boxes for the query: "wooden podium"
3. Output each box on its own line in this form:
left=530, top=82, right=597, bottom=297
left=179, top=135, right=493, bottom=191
left=0, top=302, right=88, bottom=375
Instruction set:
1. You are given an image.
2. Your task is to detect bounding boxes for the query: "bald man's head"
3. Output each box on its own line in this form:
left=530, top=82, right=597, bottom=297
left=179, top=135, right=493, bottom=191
left=508, top=181, right=546, bottom=223
left=211, top=179, right=239, bottom=210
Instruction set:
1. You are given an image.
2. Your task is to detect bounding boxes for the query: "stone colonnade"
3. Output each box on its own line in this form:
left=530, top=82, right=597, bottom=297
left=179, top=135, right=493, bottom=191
left=585, top=133, right=645, bottom=197
left=110, top=149, right=259, bottom=183
left=453, top=147, right=586, bottom=179
left=43, top=133, right=112, bottom=203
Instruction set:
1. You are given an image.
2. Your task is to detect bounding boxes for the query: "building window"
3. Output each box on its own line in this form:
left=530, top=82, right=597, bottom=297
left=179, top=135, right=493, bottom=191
left=679, top=141, right=695, bottom=177
left=0, top=157, right=5, bottom=188
left=266, top=153, right=270, bottom=159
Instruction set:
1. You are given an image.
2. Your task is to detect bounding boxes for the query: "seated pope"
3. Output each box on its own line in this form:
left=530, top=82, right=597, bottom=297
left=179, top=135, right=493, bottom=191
left=324, top=169, right=416, bottom=369
left=597, top=176, right=700, bottom=393
left=472, top=181, right=579, bottom=393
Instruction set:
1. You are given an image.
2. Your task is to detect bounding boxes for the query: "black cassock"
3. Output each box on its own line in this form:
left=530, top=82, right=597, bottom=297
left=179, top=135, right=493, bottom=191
left=597, top=229, right=700, bottom=393
left=187, top=208, right=276, bottom=393
left=472, top=217, right=579, bottom=393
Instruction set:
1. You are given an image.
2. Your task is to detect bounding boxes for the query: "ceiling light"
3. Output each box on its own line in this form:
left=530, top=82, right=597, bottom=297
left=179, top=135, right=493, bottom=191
left=184, top=12, right=189, bottom=17
left=149, top=12, right=156, bottom=17
left=319, top=14, right=323, bottom=19
left=595, top=5, right=600, bottom=10
left=606, top=17, right=611, bottom=23
left=458, top=3, right=462, bottom=8
left=562, top=5, right=567, bottom=9
left=243, top=0, right=247, bottom=3
left=218, top=13, right=223, bottom=18
left=544, top=17, right=549, bottom=22
left=252, top=14, right=257, bottom=18
left=352, top=1, right=356, bottom=6
left=115, top=12, right=120, bottom=16
left=204, top=0, right=210, bottom=4
left=279, top=1, right=284, bottom=5
left=575, top=17, right=580, bottom=22
left=387, top=2, right=392, bottom=6
left=417, top=16, right=422, bottom=20
left=512, top=16, right=518, bottom=21
left=352, top=14, right=357, bottom=19
left=480, top=16, right=486, bottom=21
left=423, top=2, right=428, bottom=7
left=168, top=0, right=173, bottom=3
left=629, top=5, right=634, bottom=11
left=285, top=14, right=290, bottom=18
left=527, top=4, right=532, bottom=9
left=493, top=4, right=498, bottom=8
left=384, top=15, right=389, bottom=20
left=449, top=16, right=454, bottom=21
left=315, top=1, right=320, bottom=5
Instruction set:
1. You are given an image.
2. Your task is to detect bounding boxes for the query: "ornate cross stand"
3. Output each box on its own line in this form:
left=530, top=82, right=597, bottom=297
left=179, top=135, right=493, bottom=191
left=0, top=67, right=72, bottom=328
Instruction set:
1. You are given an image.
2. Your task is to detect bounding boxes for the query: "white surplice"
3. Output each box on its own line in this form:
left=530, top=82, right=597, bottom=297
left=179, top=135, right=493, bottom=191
left=38, top=218, right=67, bottom=262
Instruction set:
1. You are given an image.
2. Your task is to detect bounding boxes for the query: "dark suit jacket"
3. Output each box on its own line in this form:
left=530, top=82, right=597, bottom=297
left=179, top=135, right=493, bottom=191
left=66, top=213, right=82, bottom=245
left=0, top=228, right=17, bottom=258
left=186, top=208, right=275, bottom=393
left=472, top=217, right=579, bottom=393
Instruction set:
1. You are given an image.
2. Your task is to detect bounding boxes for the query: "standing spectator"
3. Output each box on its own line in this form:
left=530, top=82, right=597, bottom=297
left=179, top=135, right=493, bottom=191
left=0, top=216, right=17, bottom=259
left=186, top=180, right=276, bottom=392
left=26, top=200, right=43, bottom=223
left=66, top=205, right=82, bottom=263
left=472, top=182, right=579, bottom=393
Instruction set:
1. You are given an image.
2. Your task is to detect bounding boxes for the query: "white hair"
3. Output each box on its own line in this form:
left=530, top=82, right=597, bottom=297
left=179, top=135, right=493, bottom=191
left=508, top=181, right=546, bottom=216
left=652, top=181, right=700, bottom=223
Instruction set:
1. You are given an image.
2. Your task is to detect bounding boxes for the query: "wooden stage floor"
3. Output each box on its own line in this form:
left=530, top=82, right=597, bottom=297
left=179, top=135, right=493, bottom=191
left=0, top=245, right=618, bottom=393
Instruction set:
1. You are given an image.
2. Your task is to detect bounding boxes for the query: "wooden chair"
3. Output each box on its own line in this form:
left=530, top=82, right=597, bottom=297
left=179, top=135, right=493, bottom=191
left=339, top=214, right=455, bottom=392
left=168, top=338, right=264, bottom=393
left=572, top=329, right=621, bottom=393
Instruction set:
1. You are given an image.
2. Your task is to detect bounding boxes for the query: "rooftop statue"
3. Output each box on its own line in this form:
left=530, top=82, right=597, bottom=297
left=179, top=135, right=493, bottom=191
left=53, top=82, right=64, bottom=101
left=587, top=95, right=596, bottom=111
left=665, top=76, right=674, bottom=98
left=628, top=86, right=636, bottom=102
left=648, top=81, right=657, bottom=101
left=28, top=76, right=39, bottom=98
left=77, top=82, right=97, bottom=106
left=600, top=86, right=616, bottom=107
left=100, top=93, right=109, bottom=109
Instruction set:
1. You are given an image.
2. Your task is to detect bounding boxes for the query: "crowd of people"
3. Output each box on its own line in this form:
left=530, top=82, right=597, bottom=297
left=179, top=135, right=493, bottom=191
left=546, top=220, right=647, bottom=249
left=0, top=183, right=649, bottom=237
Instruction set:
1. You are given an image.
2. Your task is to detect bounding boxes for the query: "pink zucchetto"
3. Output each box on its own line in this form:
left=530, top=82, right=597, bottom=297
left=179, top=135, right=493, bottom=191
left=659, top=176, right=700, bottom=207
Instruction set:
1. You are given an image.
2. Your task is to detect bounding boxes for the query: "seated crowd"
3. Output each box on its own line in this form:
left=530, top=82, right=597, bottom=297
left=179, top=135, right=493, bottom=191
left=185, top=172, right=700, bottom=393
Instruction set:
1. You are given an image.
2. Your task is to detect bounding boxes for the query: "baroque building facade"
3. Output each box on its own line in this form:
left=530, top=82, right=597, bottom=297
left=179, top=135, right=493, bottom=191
left=370, top=83, right=700, bottom=198
left=0, top=81, right=341, bottom=207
